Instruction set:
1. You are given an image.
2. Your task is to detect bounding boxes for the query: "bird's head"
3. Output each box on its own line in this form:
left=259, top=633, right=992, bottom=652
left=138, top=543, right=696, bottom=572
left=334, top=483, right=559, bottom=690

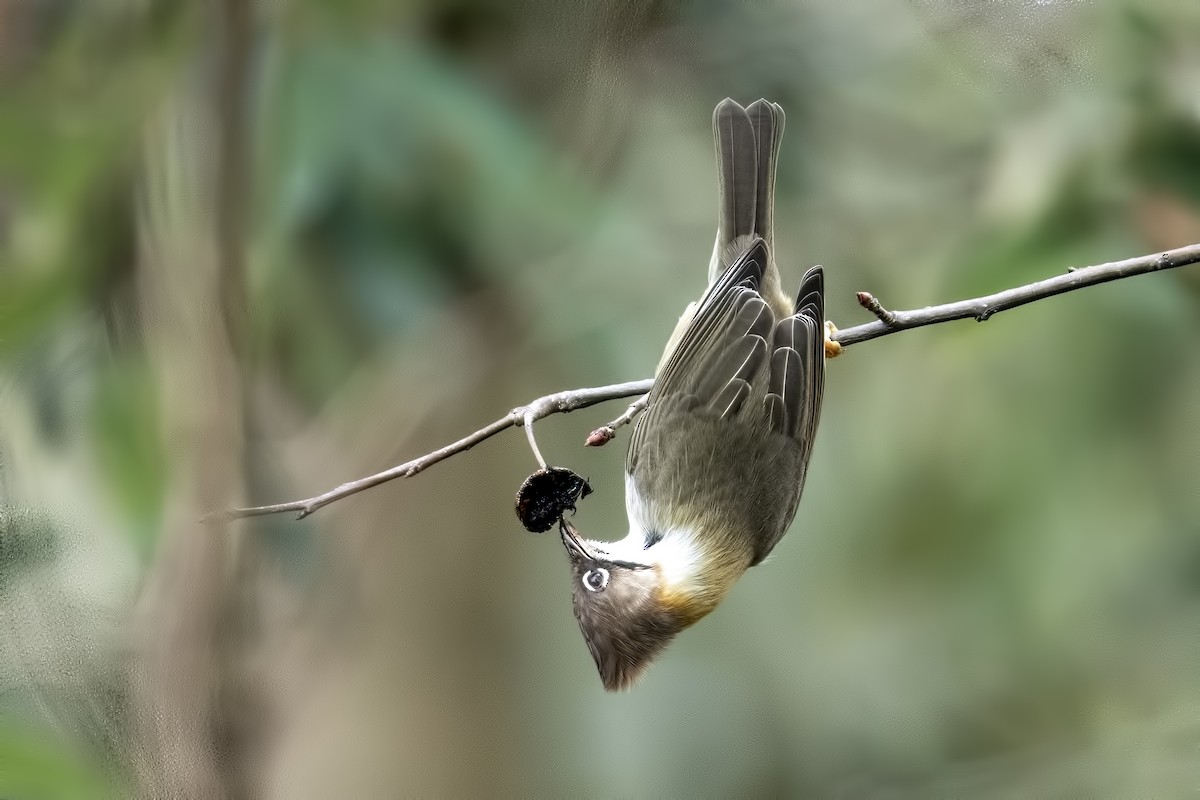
left=559, top=520, right=687, bottom=691
left=559, top=517, right=747, bottom=690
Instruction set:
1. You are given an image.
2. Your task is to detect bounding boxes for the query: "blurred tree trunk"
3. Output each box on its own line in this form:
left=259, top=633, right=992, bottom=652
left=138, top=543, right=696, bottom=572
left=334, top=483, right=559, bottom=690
left=130, top=2, right=257, bottom=796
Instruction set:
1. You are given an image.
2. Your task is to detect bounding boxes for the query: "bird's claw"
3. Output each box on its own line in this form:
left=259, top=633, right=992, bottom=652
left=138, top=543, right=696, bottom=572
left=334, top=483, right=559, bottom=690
left=824, top=320, right=843, bottom=358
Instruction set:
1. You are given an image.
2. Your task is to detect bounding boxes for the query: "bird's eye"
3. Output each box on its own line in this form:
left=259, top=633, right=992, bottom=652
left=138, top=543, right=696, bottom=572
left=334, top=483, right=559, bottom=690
left=582, top=567, right=609, bottom=593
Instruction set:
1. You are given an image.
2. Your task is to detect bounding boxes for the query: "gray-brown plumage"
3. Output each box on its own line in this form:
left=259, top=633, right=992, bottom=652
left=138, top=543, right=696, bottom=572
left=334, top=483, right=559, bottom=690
left=563, top=99, right=826, bottom=691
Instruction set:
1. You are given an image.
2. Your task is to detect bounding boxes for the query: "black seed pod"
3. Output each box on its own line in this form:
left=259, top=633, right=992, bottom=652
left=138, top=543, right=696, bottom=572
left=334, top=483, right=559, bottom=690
left=515, top=467, right=593, bottom=533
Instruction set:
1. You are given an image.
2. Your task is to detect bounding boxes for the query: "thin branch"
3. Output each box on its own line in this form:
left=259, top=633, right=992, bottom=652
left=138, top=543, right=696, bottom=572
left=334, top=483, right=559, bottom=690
left=523, top=411, right=548, bottom=469
left=855, top=291, right=897, bottom=326
left=586, top=394, right=651, bottom=447
left=223, top=241, right=1200, bottom=521
left=221, top=380, right=654, bottom=520
left=832, top=243, right=1200, bottom=347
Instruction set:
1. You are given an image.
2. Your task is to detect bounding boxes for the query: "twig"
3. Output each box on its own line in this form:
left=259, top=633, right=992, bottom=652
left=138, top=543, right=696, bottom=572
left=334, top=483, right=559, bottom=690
left=833, top=243, right=1200, bottom=347
left=221, top=380, right=654, bottom=520
left=586, top=394, right=651, bottom=446
left=222, top=241, right=1200, bottom=521
left=523, top=411, right=548, bottom=469
left=855, top=291, right=897, bottom=326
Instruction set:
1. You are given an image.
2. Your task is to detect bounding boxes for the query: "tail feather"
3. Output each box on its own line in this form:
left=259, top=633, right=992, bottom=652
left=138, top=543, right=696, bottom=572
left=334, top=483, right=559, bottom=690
left=746, top=99, right=785, bottom=255
left=712, top=99, right=758, bottom=278
left=710, top=98, right=790, bottom=317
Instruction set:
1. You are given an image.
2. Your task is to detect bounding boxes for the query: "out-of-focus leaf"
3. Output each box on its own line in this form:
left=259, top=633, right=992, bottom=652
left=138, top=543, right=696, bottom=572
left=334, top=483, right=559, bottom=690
left=0, top=508, right=60, bottom=592
left=88, top=360, right=165, bottom=557
left=0, top=724, right=119, bottom=800
left=0, top=273, right=79, bottom=360
left=253, top=36, right=598, bottom=407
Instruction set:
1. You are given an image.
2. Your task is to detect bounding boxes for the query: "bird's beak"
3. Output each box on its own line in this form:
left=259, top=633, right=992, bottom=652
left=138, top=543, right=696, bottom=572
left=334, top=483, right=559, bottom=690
left=559, top=518, right=652, bottom=571
left=559, top=519, right=597, bottom=562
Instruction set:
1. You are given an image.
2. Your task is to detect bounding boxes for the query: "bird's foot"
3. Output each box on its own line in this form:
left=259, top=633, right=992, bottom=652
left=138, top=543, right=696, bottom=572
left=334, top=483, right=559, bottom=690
left=824, top=320, right=843, bottom=358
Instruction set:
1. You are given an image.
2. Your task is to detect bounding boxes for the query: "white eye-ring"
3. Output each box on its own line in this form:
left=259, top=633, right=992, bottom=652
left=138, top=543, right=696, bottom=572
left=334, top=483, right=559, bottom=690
left=582, top=567, right=609, bottom=592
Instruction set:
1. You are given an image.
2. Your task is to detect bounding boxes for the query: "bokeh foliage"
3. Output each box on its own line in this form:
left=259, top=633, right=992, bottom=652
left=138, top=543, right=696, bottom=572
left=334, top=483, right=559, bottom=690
left=2, top=0, right=1200, bottom=797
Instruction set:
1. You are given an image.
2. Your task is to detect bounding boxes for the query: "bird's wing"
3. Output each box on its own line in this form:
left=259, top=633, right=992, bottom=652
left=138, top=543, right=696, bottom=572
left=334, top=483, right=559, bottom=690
left=629, top=239, right=774, bottom=472
left=627, top=241, right=826, bottom=564
left=765, top=265, right=825, bottom=445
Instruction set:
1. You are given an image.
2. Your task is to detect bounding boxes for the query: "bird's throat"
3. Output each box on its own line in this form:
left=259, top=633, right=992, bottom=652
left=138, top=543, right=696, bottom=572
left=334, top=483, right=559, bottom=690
left=623, top=474, right=752, bottom=627
left=650, top=530, right=749, bottom=627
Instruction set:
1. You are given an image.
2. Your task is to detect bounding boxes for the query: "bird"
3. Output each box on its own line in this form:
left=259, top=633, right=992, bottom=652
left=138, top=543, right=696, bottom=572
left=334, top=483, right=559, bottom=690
left=560, top=98, right=831, bottom=690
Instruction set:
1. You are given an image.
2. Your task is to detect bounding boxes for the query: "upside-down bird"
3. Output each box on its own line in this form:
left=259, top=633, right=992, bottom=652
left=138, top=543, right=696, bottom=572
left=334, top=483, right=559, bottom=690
left=560, top=98, right=835, bottom=690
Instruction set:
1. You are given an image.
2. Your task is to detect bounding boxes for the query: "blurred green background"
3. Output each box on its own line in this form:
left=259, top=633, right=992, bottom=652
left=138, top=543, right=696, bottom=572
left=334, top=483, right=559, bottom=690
left=2, top=0, right=1200, bottom=797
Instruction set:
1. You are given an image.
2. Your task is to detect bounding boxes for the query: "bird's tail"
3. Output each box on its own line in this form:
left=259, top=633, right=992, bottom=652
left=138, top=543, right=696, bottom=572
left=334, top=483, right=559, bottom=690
left=709, top=98, right=788, bottom=315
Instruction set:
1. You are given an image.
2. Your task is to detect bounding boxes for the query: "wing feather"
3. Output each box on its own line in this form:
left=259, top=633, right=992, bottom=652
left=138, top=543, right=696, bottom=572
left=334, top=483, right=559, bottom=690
left=768, top=347, right=801, bottom=436
left=629, top=240, right=771, bottom=469
left=713, top=378, right=751, bottom=419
